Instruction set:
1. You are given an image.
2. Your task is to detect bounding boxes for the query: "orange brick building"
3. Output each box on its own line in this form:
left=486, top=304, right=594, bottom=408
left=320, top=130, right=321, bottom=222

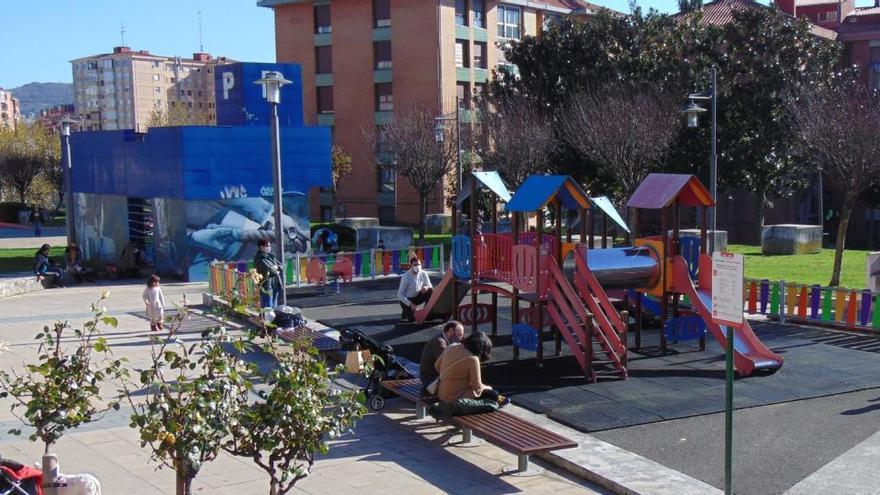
left=259, top=0, right=601, bottom=224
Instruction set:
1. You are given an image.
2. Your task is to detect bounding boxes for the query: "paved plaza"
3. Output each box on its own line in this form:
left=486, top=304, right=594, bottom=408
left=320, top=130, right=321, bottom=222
left=0, top=271, right=878, bottom=493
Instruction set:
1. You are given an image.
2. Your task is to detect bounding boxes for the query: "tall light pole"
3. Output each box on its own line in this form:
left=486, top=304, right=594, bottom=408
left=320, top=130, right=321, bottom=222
left=434, top=96, right=463, bottom=199
left=60, top=117, right=78, bottom=245
left=255, top=71, right=291, bottom=305
left=683, top=66, right=718, bottom=254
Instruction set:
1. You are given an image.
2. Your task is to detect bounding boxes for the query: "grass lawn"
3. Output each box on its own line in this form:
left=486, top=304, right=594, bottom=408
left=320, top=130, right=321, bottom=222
left=727, top=244, right=870, bottom=289
left=0, top=247, right=65, bottom=274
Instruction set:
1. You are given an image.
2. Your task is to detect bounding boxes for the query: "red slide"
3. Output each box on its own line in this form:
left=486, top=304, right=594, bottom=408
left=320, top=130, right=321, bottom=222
left=669, top=255, right=783, bottom=376
left=414, top=267, right=466, bottom=324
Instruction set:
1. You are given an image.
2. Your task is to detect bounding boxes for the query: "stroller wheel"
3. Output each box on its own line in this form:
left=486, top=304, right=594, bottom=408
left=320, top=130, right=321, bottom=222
left=369, top=394, right=385, bottom=411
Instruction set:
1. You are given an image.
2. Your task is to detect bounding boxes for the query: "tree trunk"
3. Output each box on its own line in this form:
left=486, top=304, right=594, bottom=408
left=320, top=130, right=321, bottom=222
left=176, top=471, right=193, bottom=495
left=829, top=195, right=855, bottom=287
left=17, top=187, right=26, bottom=206
left=418, top=192, right=427, bottom=242
left=754, top=187, right=767, bottom=245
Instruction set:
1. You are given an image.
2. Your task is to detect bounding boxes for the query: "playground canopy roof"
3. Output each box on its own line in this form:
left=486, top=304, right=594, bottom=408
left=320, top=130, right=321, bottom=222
left=506, top=175, right=591, bottom=212
left=456, top=171, right=512, bottom=206
left=626, top=173, right=715, bottom=209
left=591, top=196, right=631, bottom=233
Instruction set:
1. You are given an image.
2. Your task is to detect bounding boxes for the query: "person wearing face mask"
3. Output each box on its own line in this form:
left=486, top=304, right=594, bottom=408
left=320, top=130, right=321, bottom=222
left=254, top=238, right=283, bottom=309
left=397, top=256, right=433, bottom=322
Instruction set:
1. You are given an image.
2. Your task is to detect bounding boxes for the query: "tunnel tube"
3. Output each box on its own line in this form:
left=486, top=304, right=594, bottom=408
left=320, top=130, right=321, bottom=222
left=562, top=246, right=660, bottom=290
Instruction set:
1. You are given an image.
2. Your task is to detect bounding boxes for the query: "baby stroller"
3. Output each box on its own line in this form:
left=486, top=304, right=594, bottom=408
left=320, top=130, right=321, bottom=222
left=338, top=328, right=415, bottom=410
left=0, top=459, right=42, bottom=495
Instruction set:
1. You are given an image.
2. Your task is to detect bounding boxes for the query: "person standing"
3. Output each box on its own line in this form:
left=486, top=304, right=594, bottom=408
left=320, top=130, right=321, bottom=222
left=143, top=274, right=166, bottom=332
left=419, top=321, right=464, bottom=394
left=254, top=238, right=283, bottom=309
left=31, top=207, right=43, bottom=237
left=397, top=256, right=433, bottom=322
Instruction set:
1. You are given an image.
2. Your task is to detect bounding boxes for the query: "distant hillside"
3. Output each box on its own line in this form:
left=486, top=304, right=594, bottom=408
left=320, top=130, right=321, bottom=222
left=9, top=82, right=73, bottom=118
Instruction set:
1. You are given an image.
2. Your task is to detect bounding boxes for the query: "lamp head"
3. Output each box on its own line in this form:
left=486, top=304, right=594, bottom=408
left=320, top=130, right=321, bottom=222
left=254, top=71, right=292, bottom=104
left=60, top=116, right=79, bottom=137
left=433, top=121, right=445, bottom=143
left=681, top=101, right=707, bottom=128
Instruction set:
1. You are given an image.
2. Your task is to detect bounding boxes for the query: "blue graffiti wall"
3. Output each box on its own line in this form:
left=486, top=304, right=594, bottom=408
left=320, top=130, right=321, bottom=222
left=214, top=62, right=304, bottom=127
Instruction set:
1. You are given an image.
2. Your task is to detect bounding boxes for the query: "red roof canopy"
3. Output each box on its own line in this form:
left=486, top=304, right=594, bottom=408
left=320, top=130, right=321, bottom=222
left=626, top=174, right=716, bottom=209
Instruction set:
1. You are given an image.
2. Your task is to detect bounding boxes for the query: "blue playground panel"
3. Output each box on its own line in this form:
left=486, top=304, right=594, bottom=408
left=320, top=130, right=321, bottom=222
left=452, top=235, right=471, bottom=279
left=664, top=316, right=707, bottom=341
left=512, top=323, right=540, bottom=352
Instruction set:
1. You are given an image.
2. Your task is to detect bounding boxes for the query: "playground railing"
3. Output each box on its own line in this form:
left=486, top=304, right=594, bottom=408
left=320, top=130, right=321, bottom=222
left=743, top=278, right=880, bottom=333
left=207, top=244, right=446, bottom=313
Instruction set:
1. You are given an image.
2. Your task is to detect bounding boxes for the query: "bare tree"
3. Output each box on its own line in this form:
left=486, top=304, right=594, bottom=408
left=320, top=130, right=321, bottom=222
left=789, top=79, right=880, bottom=286
left=474, top=92, right=557, bottom=188
left=559, top=84, right=681, bottom=224
left=365, top=108, right=457, bottom=240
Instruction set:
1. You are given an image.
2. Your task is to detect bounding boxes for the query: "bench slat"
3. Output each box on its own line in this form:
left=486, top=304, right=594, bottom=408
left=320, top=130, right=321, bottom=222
left=453, top=412, right=576, bottom=454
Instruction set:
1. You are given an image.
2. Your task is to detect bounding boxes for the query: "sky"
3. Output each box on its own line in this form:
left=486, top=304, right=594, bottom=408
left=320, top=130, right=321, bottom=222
left=0, top=0, right=875, bottom=89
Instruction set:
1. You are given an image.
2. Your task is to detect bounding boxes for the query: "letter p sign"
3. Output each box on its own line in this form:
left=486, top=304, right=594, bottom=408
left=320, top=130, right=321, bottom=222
left=222, top=72, right=235, bottom=100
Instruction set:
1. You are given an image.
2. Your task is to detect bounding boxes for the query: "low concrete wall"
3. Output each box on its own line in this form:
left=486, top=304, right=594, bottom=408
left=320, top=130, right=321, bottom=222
left=336, top=217, right=380, bottom=230
left=761, top=224, right=822, bottom=255
left=356, top=227, right=414, bottom=251
left=0, top=273, right=46, bottom=299
left=669, top=229, right=728, bottom=252
left=426, top=214, right=452, bottom=234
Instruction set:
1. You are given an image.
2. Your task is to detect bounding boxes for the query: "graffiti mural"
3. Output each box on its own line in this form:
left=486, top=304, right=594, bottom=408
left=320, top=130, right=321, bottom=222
left=185, top=193, right=310, bottom=281
left=74, top=193, right=130, bottom=264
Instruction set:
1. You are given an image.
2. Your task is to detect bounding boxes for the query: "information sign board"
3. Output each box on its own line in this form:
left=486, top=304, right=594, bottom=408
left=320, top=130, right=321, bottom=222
left=711, top=252, right=744, bottom=328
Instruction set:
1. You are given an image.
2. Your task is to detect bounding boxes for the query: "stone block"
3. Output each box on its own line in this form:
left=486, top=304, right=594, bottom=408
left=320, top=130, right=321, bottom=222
left=668, top=229, right=728, bottom=252
left=866, top=252, right=880, bottom=291
left=356, top=227, right=414, bottom=250
left=425, top=214, right=452, bottom=234
left=335, top=217, right=380, bottom=230
left=761, top=224, right=822, bottom=255
left=0, top=274, right=46, bottom=299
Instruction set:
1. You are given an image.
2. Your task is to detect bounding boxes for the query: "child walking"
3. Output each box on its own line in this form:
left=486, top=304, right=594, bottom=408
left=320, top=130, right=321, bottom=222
left=143, top=274, right=166, bottom=332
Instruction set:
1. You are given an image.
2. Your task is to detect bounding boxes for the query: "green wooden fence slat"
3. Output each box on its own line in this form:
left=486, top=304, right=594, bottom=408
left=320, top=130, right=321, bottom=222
left=770, top=282, right=780, bottom=315
left=822, top=288, right=834, bottom=322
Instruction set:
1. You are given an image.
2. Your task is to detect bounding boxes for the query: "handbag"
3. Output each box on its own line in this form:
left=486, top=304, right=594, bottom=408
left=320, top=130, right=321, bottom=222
left=426, top=353, right=470, bottom=396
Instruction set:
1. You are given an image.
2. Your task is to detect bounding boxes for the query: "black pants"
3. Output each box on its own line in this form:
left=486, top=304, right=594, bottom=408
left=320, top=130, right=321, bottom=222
left=400, top=288, right=434, bottom=320
left=478, top=389, right=500, bottom=401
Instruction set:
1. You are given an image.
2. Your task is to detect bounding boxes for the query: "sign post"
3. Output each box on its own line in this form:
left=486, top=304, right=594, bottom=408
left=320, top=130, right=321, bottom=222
left=711, top=251, right=744, bottom=495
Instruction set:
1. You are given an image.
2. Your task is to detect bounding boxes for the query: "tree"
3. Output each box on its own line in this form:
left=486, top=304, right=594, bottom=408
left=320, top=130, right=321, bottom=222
left=0, top=293, right=126, bottom=454
left=331, top=145, right=352, bottom=200
left=223, top=335, right=366, bottom=495
left=122, top=313, right=253, bottom=495
left=678, top=0, right=702, bottom=13
left=365, top=108, right=457, bottom=240
left=558, top=84, right=681, bottom=212
left=0, top=122, right=60, bottom=205
left=474, top=91, right=556, bottom=188
left=147, top=105, right=213, bottom=128
left=789, top=78, right=880, bottom=286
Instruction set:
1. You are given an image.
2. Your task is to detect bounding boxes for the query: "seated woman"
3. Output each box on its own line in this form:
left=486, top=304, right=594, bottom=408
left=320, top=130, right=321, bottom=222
left=34, top=244, right=64, bottom=287
left=432, top=332, right=508, bottom=415
left=64, top=242, right=85, bottom=283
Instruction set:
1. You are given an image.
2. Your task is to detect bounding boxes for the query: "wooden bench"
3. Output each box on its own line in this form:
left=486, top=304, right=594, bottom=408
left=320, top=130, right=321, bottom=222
left=380, top=378, right=577, bottom=475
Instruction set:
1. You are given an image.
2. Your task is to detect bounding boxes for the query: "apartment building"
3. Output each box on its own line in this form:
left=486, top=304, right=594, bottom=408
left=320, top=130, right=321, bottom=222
left=259, top=0, right=601, bottom=224
left=71, top=47, right=231, bottom=132
left=0, top=88, right=21, bottom=131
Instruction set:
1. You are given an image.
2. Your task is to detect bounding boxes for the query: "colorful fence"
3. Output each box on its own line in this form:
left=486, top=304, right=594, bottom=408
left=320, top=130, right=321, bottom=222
left=743, top=278, right=880, bottom=333
left=207, top=244, right=445, bottom=311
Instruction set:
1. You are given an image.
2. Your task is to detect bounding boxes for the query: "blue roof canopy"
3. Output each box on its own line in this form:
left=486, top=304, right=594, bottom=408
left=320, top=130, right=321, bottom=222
left=505, top=175, right=590, bottom=212
left=456, top=171, right=512, bottom=206
left=591, top=196, right=630, bottom=233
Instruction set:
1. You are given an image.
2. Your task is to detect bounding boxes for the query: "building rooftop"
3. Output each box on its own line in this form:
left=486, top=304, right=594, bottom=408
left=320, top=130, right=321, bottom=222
left=795, top=0, right=840, bottom=7
left=847, top=6, right=880, bottom=16
left=675, top=0, right=837, bottom=39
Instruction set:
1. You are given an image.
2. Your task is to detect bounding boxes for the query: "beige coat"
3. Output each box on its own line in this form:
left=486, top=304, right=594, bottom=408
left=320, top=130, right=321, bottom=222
left=434, top=343, right=491, bottom=402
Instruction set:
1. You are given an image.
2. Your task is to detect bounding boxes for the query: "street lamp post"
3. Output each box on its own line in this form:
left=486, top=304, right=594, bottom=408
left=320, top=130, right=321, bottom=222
left=255, top=71, right=292, bottom=306
left=682, top=65, right=718, bottom=254
left=60, top=117, right=78, bottom=245
left=434, top=96, right=463, bottom=200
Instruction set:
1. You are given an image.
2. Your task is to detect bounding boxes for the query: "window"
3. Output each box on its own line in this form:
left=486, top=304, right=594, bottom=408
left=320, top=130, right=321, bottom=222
left=472, top=0, right=485, bottom=28
left=543, top=13, right=562, bottom=31
left=816, top=10, right=837, bottom=23
left=154, top=87, right=162, bottom=94
left=374, top=41, right=392, bottom=70
left=317, top=86, right=334, bottom=113
left=455, top=40, right=470, bottom=68
left=314, top=5, right=331, bottom=34
left=320, top=206, right=333, bottom=222
left=152, top=74, right=160, bottom=81
left=375, top=83, right=393, bottom=111
left=497, top=4, right=521, bottom=39
left=378, top=166, right=395, bottom=193
left=376, top=126, right=392, bottom=154
left=315, top=46, right=333, bottom=74
left=474, top=42, right=487, bottom=69
left=378, top=206, right=395, bottom=224
left=455, top=0, right=468, bottom=26
left=457, top=83, right=471, bottom=109
left=373, top=0, right=391, bottom=27
left=473, top=83, right=486, bottom=102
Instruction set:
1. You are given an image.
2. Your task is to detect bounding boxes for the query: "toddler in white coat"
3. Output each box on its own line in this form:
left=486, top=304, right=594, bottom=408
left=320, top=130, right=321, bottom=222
left=143, top=274, right=166, bottom=331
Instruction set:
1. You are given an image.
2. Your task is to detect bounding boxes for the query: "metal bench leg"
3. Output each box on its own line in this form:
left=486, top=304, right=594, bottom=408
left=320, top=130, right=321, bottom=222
left=416, top=402, right=426, bottom=420
left=454, top=427, right=483, bottom=447
left=502, top=454, right=543, bottom=477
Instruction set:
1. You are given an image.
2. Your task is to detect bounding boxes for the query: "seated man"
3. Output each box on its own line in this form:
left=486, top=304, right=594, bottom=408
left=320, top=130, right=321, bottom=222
left=419, top=321, right=464, bottom=395
left=397, top=256, right=433, bottom=322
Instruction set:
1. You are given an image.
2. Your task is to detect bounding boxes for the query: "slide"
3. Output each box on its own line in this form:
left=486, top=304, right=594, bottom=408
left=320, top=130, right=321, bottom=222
left=669, top=256, right=783, bottom=376
left=414, top=267, right=467, bottom=324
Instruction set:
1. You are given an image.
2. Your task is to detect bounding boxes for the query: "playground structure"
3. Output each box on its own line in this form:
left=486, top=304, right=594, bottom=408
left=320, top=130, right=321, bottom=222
left=419, top=171, right=783, bottom=382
